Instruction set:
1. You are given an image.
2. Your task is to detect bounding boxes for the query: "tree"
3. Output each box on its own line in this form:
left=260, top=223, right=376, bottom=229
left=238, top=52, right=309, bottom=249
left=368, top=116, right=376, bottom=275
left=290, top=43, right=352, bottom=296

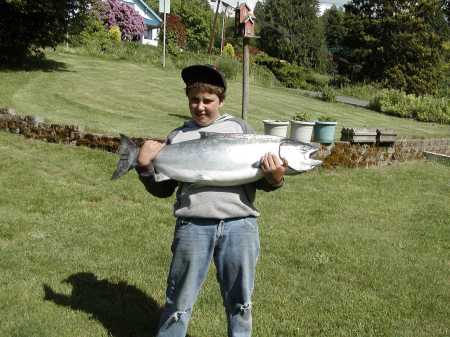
left=145, top=0, right=212, bottom=51
left=338, top=0, right=445, bottom=95
left=173, top=0, right=211, bottom=50
left=256, top=0, right=328, bottom=70
left=322, top=5, right=347, bottom=55
left=0, top=0, right=92, bottom=64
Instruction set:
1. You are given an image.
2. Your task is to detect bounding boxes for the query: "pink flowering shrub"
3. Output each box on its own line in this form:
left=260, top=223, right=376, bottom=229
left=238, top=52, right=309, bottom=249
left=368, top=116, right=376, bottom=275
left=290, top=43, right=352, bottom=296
left=102, top=0, right=145, bottom=41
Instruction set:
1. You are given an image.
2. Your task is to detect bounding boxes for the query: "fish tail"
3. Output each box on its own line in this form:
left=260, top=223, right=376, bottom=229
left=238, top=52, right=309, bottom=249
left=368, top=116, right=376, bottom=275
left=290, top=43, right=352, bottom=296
left=111, top=134, right=140, bottom=180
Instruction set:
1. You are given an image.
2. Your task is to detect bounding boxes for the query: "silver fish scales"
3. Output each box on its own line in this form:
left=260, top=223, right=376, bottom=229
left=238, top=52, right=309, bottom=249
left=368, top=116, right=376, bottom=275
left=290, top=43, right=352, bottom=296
left=112, top=133, right=321, bottom=186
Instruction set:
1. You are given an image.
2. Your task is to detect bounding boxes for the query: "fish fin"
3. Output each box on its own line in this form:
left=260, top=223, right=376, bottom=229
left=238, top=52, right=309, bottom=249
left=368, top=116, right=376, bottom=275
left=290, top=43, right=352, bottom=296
left=251, top=159, right=262, bottom=168
left=111, top=134, right=140, bottom=180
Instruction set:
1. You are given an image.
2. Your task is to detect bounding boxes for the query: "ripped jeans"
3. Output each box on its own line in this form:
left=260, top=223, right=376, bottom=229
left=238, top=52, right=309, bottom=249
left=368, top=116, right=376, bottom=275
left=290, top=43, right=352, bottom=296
left=156, top=216, right=260, bottom=337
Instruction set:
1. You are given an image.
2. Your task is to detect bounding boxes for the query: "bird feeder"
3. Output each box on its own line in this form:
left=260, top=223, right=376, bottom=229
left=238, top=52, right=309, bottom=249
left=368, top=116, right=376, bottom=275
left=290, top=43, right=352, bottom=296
left=235, top=3, right=256, bottom=38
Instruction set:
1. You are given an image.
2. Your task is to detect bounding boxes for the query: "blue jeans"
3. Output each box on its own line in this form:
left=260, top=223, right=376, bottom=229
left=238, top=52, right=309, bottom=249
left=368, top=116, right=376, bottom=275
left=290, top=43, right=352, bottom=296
left=156, top=216, right=260, bottom=337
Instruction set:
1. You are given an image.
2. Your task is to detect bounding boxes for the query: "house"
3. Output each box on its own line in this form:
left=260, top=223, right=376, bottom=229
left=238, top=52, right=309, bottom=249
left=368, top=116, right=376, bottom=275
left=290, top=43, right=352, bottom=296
left=121, top=0, right=162, bottom=46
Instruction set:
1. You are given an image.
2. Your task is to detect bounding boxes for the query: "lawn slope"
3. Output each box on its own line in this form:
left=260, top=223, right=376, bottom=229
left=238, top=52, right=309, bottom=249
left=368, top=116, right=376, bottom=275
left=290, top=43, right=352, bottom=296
left=1, top=132, right=449, bottom=337
left=1, top=51, right=449, bottom=139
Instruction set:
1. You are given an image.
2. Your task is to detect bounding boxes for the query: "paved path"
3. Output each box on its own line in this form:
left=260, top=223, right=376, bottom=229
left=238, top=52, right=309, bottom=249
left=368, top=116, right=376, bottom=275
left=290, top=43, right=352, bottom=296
left=336, top=95, right=370, bottom=108
left=299, top=90, right=370, bottom=108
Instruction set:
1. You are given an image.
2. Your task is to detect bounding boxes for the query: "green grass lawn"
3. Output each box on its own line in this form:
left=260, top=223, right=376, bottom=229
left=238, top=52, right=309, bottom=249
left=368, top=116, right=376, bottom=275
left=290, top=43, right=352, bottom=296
left=0, top=50, right=449, bottom=139
left=1, top=131, right=449, bottom=337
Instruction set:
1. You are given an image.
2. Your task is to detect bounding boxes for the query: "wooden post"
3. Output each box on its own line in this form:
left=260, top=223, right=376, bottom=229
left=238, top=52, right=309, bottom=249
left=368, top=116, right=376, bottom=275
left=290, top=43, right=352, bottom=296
left=220, top=8, right=226, bottom=55
left=242, top=37, right=250, bottom=121
left=208, top=0, right=221, bottom=54
left=162, top=9, right=166, bottom=68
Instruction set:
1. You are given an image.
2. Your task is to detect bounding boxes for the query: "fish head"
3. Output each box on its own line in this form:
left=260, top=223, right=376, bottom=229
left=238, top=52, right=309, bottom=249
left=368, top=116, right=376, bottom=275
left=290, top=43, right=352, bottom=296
left=279, top=140, right=322, bottom=173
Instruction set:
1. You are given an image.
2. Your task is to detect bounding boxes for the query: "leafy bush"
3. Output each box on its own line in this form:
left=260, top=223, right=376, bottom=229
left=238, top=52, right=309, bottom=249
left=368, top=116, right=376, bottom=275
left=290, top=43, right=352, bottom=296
left=318, top=115, right=336, bottom=122
left=165, top=31, right=183, bottom=56
left=254, top=54, right=329, bottom=90
left=292, top=112, right=312, bottom=121
left=216, top=57, right=240, bottom=80
left=336, top=83, right=383, bottom=101
left=77, top=15, right=114, bottom=53
left=223, top=43, right=235, bottom=58
left=249, top=64, right=280, bottom=88
left=320, top=86, right=337, bottom=102
left=369, top=89, right=450, bottom=124
left=108, top=26, right=121, bottom=43
left=163, top=14, right=187, bottom=49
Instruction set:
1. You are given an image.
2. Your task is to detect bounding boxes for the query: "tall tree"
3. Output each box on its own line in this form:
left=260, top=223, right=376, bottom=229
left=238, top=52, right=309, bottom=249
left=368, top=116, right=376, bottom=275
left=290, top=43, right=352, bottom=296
left=257, top=0, right=327, bottom=70
left=322, top=5, right=347, bottom=55
left=338, top=0, right=445, bottom=95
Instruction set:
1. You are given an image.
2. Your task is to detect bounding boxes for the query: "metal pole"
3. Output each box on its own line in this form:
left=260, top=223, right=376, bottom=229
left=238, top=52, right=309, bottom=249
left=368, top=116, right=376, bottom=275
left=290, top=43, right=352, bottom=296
left=242, top=37, right=249, bottom=121
left=208, top=0, right=221, bottom=54
left=163, top=1, right=166, bottom=68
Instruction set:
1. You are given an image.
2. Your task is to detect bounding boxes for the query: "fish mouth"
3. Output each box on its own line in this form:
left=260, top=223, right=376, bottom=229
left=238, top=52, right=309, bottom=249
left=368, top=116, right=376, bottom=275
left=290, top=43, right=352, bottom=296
left=308, top=148, right=322, bottom=167
left=309, top=148, right=321, bottom=160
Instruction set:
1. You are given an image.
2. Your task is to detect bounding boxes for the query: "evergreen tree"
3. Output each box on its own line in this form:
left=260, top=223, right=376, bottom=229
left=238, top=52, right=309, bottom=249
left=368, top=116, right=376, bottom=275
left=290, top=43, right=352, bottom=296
left=257, top=0, right=327, bottom=70
left=322, top=5, right=346, bottom=55
left=339, top=0, right=445, bottom=95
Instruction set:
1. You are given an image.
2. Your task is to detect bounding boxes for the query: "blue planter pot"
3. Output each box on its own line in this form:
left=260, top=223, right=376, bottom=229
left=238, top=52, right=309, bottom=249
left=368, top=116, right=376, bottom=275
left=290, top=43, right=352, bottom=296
left=313, top=121, right=337, bottom=144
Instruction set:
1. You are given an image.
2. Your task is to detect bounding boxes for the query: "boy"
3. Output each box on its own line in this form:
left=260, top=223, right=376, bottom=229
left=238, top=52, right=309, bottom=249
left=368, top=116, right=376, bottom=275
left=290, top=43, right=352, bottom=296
left=137, top=64, right=287, bottom=337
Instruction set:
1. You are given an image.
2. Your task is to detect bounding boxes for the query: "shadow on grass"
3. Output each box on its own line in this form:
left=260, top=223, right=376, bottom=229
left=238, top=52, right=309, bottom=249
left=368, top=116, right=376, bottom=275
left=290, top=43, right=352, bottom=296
left=0, top=55, right=69, bottom=72
left=43, top=272, right=192, bottom=337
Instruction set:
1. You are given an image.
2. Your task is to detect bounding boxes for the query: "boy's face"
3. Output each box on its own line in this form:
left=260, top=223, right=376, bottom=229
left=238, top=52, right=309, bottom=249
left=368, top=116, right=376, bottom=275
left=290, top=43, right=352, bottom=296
left=188, top=88, right=224, bottom=127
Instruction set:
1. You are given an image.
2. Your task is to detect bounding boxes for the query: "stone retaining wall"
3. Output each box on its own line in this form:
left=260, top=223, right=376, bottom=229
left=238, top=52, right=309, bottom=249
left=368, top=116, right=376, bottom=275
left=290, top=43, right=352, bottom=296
left=317, top=139, right=450, bottom=169
left=1, top=108, right=449, bottom=168
left=0, top=108, right=163, bottom=152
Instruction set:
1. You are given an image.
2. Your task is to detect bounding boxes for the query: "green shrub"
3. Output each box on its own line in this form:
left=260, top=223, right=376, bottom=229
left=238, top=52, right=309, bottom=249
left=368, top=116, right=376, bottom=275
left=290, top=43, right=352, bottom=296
left=254, top=54, right=329, bottom=90
left=320, top=86, right=337, bottom=102
left=317, top=115, right=336, bottom=122
left=223, top=43, right=235, bottom=58
left=336, top=83, right=383, bottom=101
left=249, top=64, right=280, bottom=88
left=216, top=56, right=240, bottom=80
left=369, top=89, right=450, bottom=124
left=65, top=42, right=278, bottom=88
left=274, top=63, right=310, bottom=89
left=292, top=112, right=312, bottom=121
left=108, top=26, right=121, bottom=43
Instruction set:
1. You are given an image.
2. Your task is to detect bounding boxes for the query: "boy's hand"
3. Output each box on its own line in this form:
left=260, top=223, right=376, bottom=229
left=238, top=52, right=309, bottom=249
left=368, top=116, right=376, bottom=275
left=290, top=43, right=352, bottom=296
left=138, top=140, right=165, bottom=167
left=260, top=153, right=288, bottom=186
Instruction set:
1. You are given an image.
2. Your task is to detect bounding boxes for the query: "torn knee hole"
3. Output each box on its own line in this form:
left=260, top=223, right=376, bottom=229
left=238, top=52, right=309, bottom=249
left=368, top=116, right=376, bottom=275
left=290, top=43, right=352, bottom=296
left=231, top=302, right=252, bottom=315
left=169, top=310, right=189, bottom=323
left=240, top=303, right=251, bottom=313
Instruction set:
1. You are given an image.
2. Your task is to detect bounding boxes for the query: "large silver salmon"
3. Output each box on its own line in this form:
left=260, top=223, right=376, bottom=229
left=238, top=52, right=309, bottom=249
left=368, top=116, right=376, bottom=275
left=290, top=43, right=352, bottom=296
left=112, top=133, right=321, bottom=186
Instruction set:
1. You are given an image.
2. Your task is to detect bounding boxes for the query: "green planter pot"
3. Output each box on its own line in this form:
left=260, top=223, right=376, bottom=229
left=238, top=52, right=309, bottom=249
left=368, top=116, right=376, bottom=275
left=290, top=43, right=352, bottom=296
left=313, top=121, right=337, bottom=144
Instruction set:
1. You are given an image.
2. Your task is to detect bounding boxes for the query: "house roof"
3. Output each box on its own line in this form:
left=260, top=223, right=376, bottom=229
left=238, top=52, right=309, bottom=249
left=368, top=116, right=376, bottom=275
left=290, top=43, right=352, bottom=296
left=122, top=0, right=162, bottom=26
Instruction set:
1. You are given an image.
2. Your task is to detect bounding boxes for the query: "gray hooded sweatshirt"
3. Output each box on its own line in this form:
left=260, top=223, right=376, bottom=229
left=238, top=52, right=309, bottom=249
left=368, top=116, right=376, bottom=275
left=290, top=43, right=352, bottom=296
left=138, top=114, right=282, bottom=219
